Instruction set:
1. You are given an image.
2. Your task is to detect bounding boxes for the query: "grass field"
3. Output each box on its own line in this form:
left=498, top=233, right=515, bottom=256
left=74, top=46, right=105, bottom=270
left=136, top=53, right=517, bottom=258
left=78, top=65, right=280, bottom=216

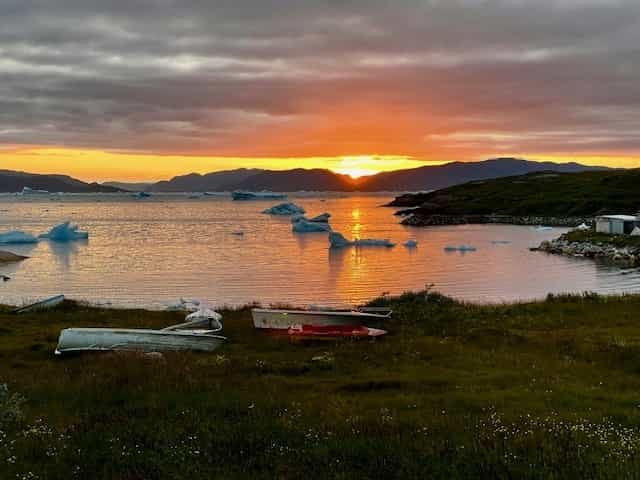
left=3, top=291, right=640, bottom=479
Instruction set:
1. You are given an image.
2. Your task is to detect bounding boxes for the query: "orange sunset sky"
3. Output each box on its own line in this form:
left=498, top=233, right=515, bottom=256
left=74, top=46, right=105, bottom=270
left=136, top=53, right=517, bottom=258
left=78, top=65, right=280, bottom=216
left=2, top=1, right=640, bottom=181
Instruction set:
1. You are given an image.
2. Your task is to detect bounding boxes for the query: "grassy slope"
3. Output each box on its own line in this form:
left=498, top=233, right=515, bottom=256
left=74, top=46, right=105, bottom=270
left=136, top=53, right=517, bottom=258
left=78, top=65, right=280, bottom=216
left=563, top=230, right=640, bottom=247
left=390, top=169, right=640, bottom=216
left=3, top=293, right=640, bottom=478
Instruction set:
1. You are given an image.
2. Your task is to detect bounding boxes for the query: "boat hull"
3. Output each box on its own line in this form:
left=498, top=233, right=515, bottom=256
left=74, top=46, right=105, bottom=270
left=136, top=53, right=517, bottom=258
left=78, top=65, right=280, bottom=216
left=286, top=325, right=387, bottom=337
left=251, top=308, right=388, bottom=330
left=55, top=328, right=226, bottom=355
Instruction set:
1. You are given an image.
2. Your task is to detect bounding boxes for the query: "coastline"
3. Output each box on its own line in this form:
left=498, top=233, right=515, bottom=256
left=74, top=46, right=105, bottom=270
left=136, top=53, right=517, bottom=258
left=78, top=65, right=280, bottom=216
left=400, top=213, right=591, bottom=227
left=537, top=231, right=640, bottom=267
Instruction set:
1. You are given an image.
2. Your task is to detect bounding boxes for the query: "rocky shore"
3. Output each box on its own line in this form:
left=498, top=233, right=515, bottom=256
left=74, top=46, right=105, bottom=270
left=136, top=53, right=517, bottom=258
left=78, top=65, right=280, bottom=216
left=537, top=235, right=640, bottom=267
left=400, top=213, right=591, bottom=227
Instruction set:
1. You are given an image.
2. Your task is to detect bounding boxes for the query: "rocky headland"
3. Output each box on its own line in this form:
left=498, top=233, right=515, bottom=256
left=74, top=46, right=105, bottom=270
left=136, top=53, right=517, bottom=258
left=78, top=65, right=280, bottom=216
left=536, top=231, right=640, bottom=267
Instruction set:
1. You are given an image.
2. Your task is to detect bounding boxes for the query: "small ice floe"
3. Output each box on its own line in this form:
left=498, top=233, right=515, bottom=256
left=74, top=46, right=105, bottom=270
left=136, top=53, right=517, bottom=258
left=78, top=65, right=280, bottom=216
left=444, top=245, right=477, bottom=252
left=403, top=239, right=418, bottom=248
left=491, top=240, right=511, bottom=245
left=329, top=232, right=395, bottom=248
left=133, top=191, right=152, bottom=199
left=0, top=230, right=39, bottom=244
left=292, top=219, right=332, bottom=233
left=262, top=203, right=305, bottom=215
left=39, top=222, right=88, bottom=242
left=573, top=223, right=591, bottom=231
left=534, top=226, right=553, bottom=231
left=166, top=298, right=201, bottom=312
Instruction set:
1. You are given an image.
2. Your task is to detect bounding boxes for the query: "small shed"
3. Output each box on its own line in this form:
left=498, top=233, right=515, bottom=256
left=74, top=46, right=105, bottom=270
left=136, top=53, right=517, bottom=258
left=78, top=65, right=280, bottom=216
left=595, top=215, right=638, bottom=234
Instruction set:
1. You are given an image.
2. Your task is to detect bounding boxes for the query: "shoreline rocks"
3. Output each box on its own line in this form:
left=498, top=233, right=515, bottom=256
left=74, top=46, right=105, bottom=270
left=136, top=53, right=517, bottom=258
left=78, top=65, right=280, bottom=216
left=401, top=214, right=592, bottom=227
left=0, top=250, right=28, bottom=264
left=537, top=236, right=640, bottom=267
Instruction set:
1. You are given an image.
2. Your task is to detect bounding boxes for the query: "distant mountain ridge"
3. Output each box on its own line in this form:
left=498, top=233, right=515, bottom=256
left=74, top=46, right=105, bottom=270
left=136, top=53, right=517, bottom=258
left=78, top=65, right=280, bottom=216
left=0, top=169, right=121, bottom=193
left=143, top=158, right=611, bottom=192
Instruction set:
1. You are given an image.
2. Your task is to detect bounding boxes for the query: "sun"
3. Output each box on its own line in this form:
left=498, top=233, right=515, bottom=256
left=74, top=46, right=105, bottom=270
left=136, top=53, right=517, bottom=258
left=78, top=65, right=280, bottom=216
left=333, top=156, right=381, bottom=178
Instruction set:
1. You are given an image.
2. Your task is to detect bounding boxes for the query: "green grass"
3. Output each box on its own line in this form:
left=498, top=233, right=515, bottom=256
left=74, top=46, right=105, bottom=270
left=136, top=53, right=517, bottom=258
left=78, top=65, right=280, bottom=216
left=390, top=169, right=640, bottom=216
left=4, top=292, right=640, bottom=478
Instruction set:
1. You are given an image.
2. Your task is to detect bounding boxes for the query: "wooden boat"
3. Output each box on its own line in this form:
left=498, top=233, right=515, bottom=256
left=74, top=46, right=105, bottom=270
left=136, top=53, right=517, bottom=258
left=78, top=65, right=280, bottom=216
left=252, top=307, right=391, bottom=332
left=15, top=294, right=65, bottom=314
left=286, top=324, right=387, bottom=338
left=55, top=309, right=226, bottom=355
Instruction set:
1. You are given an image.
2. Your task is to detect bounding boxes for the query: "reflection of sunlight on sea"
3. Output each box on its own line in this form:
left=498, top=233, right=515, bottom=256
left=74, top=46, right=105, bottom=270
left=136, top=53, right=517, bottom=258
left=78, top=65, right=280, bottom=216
left=2, top=193, right=640, bottom=308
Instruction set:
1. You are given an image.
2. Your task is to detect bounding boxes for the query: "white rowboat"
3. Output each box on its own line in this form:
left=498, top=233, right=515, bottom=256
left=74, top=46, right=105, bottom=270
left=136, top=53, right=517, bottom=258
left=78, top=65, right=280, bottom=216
left=252, top=307, right=391, bottom=331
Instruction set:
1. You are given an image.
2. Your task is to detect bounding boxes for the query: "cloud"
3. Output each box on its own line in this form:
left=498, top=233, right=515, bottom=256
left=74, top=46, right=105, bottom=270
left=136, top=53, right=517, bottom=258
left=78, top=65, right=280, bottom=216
left=1, top=0, right=640, bottom=160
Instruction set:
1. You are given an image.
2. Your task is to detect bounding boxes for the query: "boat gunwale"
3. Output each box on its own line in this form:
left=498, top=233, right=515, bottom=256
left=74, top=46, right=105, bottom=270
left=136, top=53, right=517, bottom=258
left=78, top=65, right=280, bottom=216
left=251, top=308, right=391, bottom=319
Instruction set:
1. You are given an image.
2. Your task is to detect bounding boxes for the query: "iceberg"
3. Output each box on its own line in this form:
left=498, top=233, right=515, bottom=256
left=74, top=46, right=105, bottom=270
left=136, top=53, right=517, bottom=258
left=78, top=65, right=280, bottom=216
left=444, top=245, right=477, bottom=252
left=573, top=223, right=590, bottom=231
left=308, top=213, right=331, bottom=223
left=403, top=239, right=418, bottom=248
left=232, top=191, right=287, bottom=201
left=262, top=203, right=305, bottom=216
left=133, top=191, right=152, bottom=199
left=19, top=186, right=49, bottom=195
left=329, top=232, right=395, bottom=248
left=39, top=222, right=88, bottom=242
left=292, top=219, right=332, bottom=233
left=534, top=226, right=553, bottom=232
left=0, top=230, right=39, bottom=244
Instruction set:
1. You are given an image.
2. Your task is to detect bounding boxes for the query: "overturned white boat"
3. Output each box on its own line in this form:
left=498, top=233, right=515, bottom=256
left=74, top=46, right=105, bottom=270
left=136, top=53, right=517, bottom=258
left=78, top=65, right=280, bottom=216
left=55, top=309, right=226, bottom=355
left=15, top=294, right=65, bottom=314
left=252, top=307, right=391, bottom=332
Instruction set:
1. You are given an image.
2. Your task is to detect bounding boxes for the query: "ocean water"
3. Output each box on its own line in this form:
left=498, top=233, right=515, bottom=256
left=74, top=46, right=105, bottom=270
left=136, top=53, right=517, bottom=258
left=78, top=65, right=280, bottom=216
left=2, top=193, right=640, bottom=309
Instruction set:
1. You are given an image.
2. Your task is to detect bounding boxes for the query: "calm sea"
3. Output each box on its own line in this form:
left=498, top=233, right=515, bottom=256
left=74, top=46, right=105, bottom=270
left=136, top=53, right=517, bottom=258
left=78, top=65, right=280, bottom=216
left=1, top=193, right=640, bottom=309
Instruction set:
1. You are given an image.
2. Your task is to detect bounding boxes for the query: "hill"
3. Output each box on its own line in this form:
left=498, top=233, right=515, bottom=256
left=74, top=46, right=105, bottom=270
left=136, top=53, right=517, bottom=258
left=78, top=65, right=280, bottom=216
left=101, top=181, right=153, bottom=192
left=358, top=157, right=609, bottom=191
left=146, top=158, right=610, bottom=192
left=388, top=169, right=640, bottom=217
left=0, top=170, right=121, bottom=193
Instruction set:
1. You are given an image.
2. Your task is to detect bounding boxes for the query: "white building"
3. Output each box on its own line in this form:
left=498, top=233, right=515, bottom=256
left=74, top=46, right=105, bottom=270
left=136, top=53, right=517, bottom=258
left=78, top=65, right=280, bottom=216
left=595, top=215, right=638, bottom=235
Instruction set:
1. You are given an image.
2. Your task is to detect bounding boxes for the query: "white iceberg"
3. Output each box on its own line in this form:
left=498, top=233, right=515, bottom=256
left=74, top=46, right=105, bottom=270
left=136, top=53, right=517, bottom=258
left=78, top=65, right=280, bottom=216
left=0, top=230, right=39, bottom=244
left=39, top=222, right=88, bottom=242
left=262, top=203, right=305, bottom=215
left=329, top=232, right=395, bottom=248
left=573, top=223, right=590, bottom=231
left=534, top=226, right=553, bottom=231
left=292, top=219, right=332, bottom=233
left=403, top=239, right=418, bottom=248
left=19, top=186, right=49, bottom=195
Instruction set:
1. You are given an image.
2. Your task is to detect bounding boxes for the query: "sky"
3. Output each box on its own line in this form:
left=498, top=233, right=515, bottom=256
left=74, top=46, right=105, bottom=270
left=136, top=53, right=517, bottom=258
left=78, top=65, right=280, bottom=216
left=2, top=0, right=640, bottom=181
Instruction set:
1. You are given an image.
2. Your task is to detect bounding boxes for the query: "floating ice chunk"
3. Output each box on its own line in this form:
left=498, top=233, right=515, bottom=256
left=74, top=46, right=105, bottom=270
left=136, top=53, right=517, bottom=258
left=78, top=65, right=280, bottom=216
left=262, top=203, right=305, bottom=215
left=308, top=213, right=331, bottom=223
left=491, top=240, right=511, bottom=245
left=403, top=239, right=418, bottom=248
left=534, top=226, right=553, bottom=231
left=444, top=244, right=477, bottom=252
left=133, top=191, right=152, bottom=199
left=329, top=232, right=395, bottom=248
left=39, top=222, right=88, bottom=242
left=0, top=230, right=39, bottom=244
left=292, top=219, right=332, bottom=233
left=573, top=223, right=590, bottom=231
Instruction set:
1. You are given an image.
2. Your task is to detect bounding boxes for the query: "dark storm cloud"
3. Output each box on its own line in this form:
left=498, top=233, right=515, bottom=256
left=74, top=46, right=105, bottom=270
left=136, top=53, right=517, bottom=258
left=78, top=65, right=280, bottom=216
left=2, top=0, right=640, bottom=157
